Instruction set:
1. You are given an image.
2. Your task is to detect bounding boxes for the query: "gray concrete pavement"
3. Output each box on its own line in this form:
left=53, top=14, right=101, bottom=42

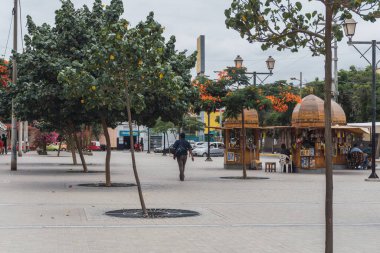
left=0, top=151, right=379, bottom=253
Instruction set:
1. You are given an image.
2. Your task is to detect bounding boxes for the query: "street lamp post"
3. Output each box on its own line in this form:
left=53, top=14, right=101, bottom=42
left=205, top=112, right=212, bottom=161
left=239, top=56, right=275, bottom=86
left=233, top=55, right=275, bottom=175
left=343, top=18, right=379, bottom=179
left=147, top=127, right=150, bottom=153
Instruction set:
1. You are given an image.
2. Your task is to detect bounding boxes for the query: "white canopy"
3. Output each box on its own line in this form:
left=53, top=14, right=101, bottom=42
left=347, top=122, right=380, bottom=133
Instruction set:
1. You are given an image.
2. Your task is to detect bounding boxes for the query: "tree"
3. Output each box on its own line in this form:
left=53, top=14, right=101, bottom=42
left=32, top=121, right=58, bottom=155
left=10, top=1, right=111, bottom=171
left=218, top=67, right=271, bottom=178
left=193, top=75, right=226, bottom=158
left=260, top=81, right=301, bottom=126
left=177, top=114, right=205, bottom=134
left=151, top=118, right=175, bottom=155
left=60, top=6, right=197, bottom=215
left=225, top=1, right=379, bottom=251
left=337, top=66, right=380, bottom=122
left=0, top=59, right=11, bottom=120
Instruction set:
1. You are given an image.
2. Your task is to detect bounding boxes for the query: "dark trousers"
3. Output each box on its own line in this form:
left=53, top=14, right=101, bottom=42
left=176, top=155, right=188, bottom=181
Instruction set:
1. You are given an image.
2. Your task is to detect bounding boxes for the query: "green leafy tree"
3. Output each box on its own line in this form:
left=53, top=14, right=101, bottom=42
left=219, top=67, right=271, bottom=178
left=60, top=6, right=197, bottom=215
left=151, top=118, right=175, bottom=155
left=260, top=81, right=301, bottom=126
left=178, top=114, right=205, bottom=134
left=337, top=66, right=380, bottom=122
left=12, top=1, right=105, bottom=171
left=225, top=0, right=379, bottom=251
left=58, top=0, right=127, bottom=181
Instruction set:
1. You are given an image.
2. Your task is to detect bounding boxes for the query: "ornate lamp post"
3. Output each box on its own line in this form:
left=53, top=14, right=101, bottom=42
left=236, top=55, right=275, bottom=85
left=233, top=55, right=275, bottom=176
left=234, top=55, right=243, bottom=69
left=343, top=18, right=379, bottom=180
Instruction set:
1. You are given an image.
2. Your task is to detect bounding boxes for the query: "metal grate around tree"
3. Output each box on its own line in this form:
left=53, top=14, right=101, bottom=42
left=220, top=176, right=269, bottom=180
left=78, top=183, right=137, bottom=187
left=105, top=208, right=200, bottom=218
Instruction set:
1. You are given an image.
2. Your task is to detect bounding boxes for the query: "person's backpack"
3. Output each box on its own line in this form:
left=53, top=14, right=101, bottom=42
left=175, top=144, right=187, bottom=157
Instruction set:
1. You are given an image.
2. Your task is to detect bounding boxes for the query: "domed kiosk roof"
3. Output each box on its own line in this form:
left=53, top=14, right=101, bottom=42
left=291, top=94, right=346, bottom=127
left=224, top=109, right=259, bottom=129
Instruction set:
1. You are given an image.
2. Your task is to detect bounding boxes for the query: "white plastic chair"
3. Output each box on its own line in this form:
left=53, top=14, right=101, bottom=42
left=279, top=154, right=292, bottom=173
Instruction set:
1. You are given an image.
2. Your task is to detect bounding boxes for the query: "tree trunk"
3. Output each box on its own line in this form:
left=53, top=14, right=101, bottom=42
left=324, top=3, right=334, bottom=253
left=126, top=82, right=148, bottom=216
left=241, top=107, right=247, bottom=179
left=376, top=134, right=380, bottom=159
left=163, top=132, right=167, bottom=156
left=57, top=141, right=62, bottom=157
left=70, top=134, right=77, bottom=165
left=101, top=117, right=112, bottom=187
left=43, top=140, right=47, bottom=154
left=166, top=131, right=170, bottom=155
left=74, top=132, right=88, bottom=173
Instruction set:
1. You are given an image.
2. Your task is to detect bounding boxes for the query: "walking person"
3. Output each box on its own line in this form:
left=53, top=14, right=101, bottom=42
left=1, top=134, right=7, bottom=155
left=173, top=133, right=194, bottom=181
left=0, top=138, right=3, bottom=155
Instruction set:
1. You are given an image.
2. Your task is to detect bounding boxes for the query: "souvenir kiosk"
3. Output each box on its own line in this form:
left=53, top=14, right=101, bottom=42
left=291, top=94, right=368, bottom=171
left=224, top=109, right=261, bottom=169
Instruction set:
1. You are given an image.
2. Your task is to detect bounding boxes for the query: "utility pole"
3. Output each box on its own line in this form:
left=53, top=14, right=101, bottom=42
left=319, top=21, right=339, bottom=102
left=147, top=127, right=150, bottom=153
left=332, top=28, right=339, bottom=102
left=11, top=0, right=18, bottom=170
left=299, top=72, right=303, bottom=98
left=290, top=72, right=302, bottom=98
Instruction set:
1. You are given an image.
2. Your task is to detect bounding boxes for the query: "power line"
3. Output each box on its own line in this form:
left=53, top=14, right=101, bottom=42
left=2, top=9, right=13, bottom=58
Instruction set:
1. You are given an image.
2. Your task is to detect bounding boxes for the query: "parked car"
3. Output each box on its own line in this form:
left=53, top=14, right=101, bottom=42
left=154, top=144, right=174, bottom=153
left=192, top=141, right=206, bottom=149
left=192, top=142, right=225, bottom=157
left=87, top=141, right=102, bottom=151
left=46, top=142, right=67, bottom=151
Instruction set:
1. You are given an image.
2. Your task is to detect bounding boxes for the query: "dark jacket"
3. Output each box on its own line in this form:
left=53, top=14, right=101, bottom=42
left=173, top=139, right=192, bottom=156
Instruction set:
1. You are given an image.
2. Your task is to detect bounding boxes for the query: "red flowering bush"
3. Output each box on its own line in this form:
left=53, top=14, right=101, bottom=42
left=0, top=59, right=10, bottom=87
left=33, top=131, right=59, bottom=153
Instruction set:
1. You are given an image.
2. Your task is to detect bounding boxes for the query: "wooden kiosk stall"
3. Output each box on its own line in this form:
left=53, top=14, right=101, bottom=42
left=290, top=94, right=369, bottom=172
left=224, top=109, right=261, bottom=169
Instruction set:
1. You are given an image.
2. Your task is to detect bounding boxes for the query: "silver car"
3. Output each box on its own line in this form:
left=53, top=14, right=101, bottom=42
left=192, top=142, right=225, bottom=157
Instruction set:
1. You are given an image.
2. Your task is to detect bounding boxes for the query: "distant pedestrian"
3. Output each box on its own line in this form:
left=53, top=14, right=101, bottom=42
left=173, top=133, right=194, bottom=181
left=0, top=138, right=4, bottom=155
left=349, top=143, right=367, bottom=169
left=1, top=134, right=7, bottom=154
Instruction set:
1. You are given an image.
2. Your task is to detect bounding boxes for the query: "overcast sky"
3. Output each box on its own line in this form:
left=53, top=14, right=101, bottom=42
left=1, top=0, right=379, bottom=85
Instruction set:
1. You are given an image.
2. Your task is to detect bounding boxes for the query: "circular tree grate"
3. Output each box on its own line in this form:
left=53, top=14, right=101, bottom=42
left=220, top=176, right=269, bottom=180
left=78, top=183, right=137, bottom=187
left=59, top=163, right=102, bottom=166
left=66, top=170, right=104, bottom=173
left=105, top=208, right=200, bottom=218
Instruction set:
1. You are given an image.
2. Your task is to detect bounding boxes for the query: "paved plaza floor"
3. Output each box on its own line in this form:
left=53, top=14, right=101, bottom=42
left=0, top=151, right=379, bottom=253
